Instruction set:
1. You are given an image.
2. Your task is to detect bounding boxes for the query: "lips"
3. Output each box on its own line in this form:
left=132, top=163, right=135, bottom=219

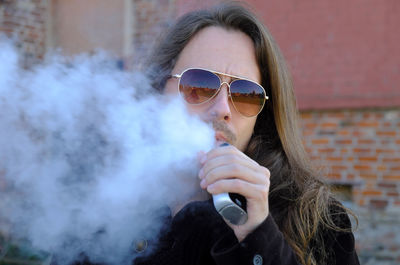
left=214, top=131, right=230, bottom=146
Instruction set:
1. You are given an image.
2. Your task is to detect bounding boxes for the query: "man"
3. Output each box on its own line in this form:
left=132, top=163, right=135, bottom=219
left=135, top=2, right=360, bottom=265
left=69, top=3, right=357, bottom=265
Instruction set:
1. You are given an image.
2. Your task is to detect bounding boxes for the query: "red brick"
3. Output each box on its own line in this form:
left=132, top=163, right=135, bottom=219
left=304, top=147, right=312, bottom=153
left=312, top=139, right=330, bottom=144
left=338, top=130, right=350, bottom=136
left=360, top=174, right=378, bottom=179
left=318, top=148, right=336, bottom=153
left=304, top=123, right=318, bottom=129
left=352, top=131, right=365, bottom=137
left=362, top=190, right=382, bottom=196
left=353, top=148, right=371, bottom=153
left=335, top=139, right=352, bottom=145
left=383, top=175, right=400, bottom=180
left=326, top=156, right=343, bottom=161
left=359, top=157, right=378, bottom=162
left=358, top=139, right=376, bottom=145
left=327, top=173, right=341, bottom=180
left=300, top=113, right=313, bottom=119
left=321, top=122, right=337, bottom=128
left=383, top=122, right=392, bottom=127
left=376, top=131, right=397, bottom=137
left=369, top=199, right=388, bottom=209
left=354, top=165, right=371, bottom=171
left=377, top=165, right=387, bottom=171
left=376, top=149, right=396, bottom=154
left=331, top=165, right=347, bottom=171
left=387, top=192, right=399, bottom=197
left=377, top=182, right=397, bottom=189
left=357, top=121, right=379, bottom=127
left=383, top=158, right=400, bottom=163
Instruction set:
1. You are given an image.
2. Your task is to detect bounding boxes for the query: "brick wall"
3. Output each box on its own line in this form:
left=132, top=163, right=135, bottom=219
left=132, top=0, right=176, bottom=66
left=131, top=0, right=224, bottom=66
left=246, top=0, right=400, bottom=110
left=0, top=0, right=47, bottom=67
left=301, top=108, right=400, bottom=209
left=301, top=108, right=400, bottom=264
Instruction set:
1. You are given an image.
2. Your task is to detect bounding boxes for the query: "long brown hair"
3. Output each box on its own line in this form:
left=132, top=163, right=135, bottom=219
left=146, top=2, right=353, bottom=264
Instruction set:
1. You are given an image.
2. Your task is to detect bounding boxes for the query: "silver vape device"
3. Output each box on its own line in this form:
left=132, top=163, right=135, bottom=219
left=211, top=143, right=248, bottom=225
left=213, top=192, right=248, bottom=225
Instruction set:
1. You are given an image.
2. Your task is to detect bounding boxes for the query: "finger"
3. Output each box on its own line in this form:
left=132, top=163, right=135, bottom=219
left=206, top=145, right=261, bottom=168
left=206, top=178, right=270, bottom=203
left=199, top=154, right=270, bottom=182
left=203, top=145, right=263, bottom=172
left=199, top=153, right=258, bottom=179
left=197, top=151, right=207, bottom=165
left=200, top=164, right=268, bottom=188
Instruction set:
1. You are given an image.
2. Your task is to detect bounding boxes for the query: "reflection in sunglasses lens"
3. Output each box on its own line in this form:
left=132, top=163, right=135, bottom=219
left=179, top=69, right=220, bottom=104
left=230, top=80, right=265, bottom=117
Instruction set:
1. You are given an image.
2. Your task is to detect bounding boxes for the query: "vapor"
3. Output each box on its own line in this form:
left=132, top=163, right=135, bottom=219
left=0, top=40, right=214, bottom=265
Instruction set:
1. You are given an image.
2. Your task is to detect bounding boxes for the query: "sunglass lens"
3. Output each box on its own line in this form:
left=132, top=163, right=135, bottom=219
left=230, top=80, right=265, bottom=117
left=179, top=69, right=220, bottom=104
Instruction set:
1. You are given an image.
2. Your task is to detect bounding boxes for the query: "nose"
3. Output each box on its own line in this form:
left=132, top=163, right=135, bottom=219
left=208, top=83, right=232, bottom=121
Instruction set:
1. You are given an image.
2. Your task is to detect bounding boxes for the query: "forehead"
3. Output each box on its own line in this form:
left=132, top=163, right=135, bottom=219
left=173, top=26, right=261, bottom=84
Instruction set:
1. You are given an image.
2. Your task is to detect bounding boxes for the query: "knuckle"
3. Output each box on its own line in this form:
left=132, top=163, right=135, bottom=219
left=258, top=185, right=269, bottom=201
left=262, top=167, right=270, bottom=178
left=211, top=181, right=222, bottom=190
left=230, top=154, right=241, bottom=164
left=229, top=164, right=242, bottom=174
left=232, top=180, right=243, bottom=191
left=205, top=170, right=216, bottom=183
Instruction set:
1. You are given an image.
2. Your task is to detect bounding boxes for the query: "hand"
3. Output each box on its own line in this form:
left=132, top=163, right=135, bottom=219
left=198, top=144, right=270, bottom=242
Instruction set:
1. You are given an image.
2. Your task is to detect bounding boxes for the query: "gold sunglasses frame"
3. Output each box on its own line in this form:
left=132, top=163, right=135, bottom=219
left=171, top=67, right=269, bottom=117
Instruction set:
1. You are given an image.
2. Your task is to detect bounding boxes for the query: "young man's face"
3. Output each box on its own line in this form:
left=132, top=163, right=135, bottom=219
left=164, top=26, right=261, bottom=152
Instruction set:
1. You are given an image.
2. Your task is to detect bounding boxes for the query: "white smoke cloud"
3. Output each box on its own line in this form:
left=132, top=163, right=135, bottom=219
left=0, top=40, right=214, bottom=265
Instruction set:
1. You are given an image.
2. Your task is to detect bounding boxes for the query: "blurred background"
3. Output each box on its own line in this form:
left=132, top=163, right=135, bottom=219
left=0, top=0, right=399, bottom=264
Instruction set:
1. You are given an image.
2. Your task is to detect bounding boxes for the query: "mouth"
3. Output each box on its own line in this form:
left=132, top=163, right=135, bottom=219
left=214, top=131, right=230, bottom=146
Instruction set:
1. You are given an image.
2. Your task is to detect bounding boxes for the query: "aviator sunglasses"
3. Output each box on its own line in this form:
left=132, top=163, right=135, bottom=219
left=170, top=68, right=269, bottom=117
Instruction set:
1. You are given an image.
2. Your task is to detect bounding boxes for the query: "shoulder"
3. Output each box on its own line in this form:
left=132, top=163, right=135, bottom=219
left=320, top=199, right=360, bottom=264
left=327, top=199, right=354, bottom=230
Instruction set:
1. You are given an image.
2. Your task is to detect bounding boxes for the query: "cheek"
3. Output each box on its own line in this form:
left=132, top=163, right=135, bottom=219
left=164, top=79, right=177, bottom=95
left=235, top=117, right=257, bottom=150
left=185, top=103, right=208, bottom=117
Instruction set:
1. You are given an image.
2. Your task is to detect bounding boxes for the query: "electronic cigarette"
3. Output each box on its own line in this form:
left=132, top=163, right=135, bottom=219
left=212, top=143, right=248, bottom=225
left=213, top=192, right=247, bottom=225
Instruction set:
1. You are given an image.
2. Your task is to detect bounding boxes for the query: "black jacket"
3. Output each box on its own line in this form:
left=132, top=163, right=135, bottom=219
left=133, top=200, right=360, bottom=265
